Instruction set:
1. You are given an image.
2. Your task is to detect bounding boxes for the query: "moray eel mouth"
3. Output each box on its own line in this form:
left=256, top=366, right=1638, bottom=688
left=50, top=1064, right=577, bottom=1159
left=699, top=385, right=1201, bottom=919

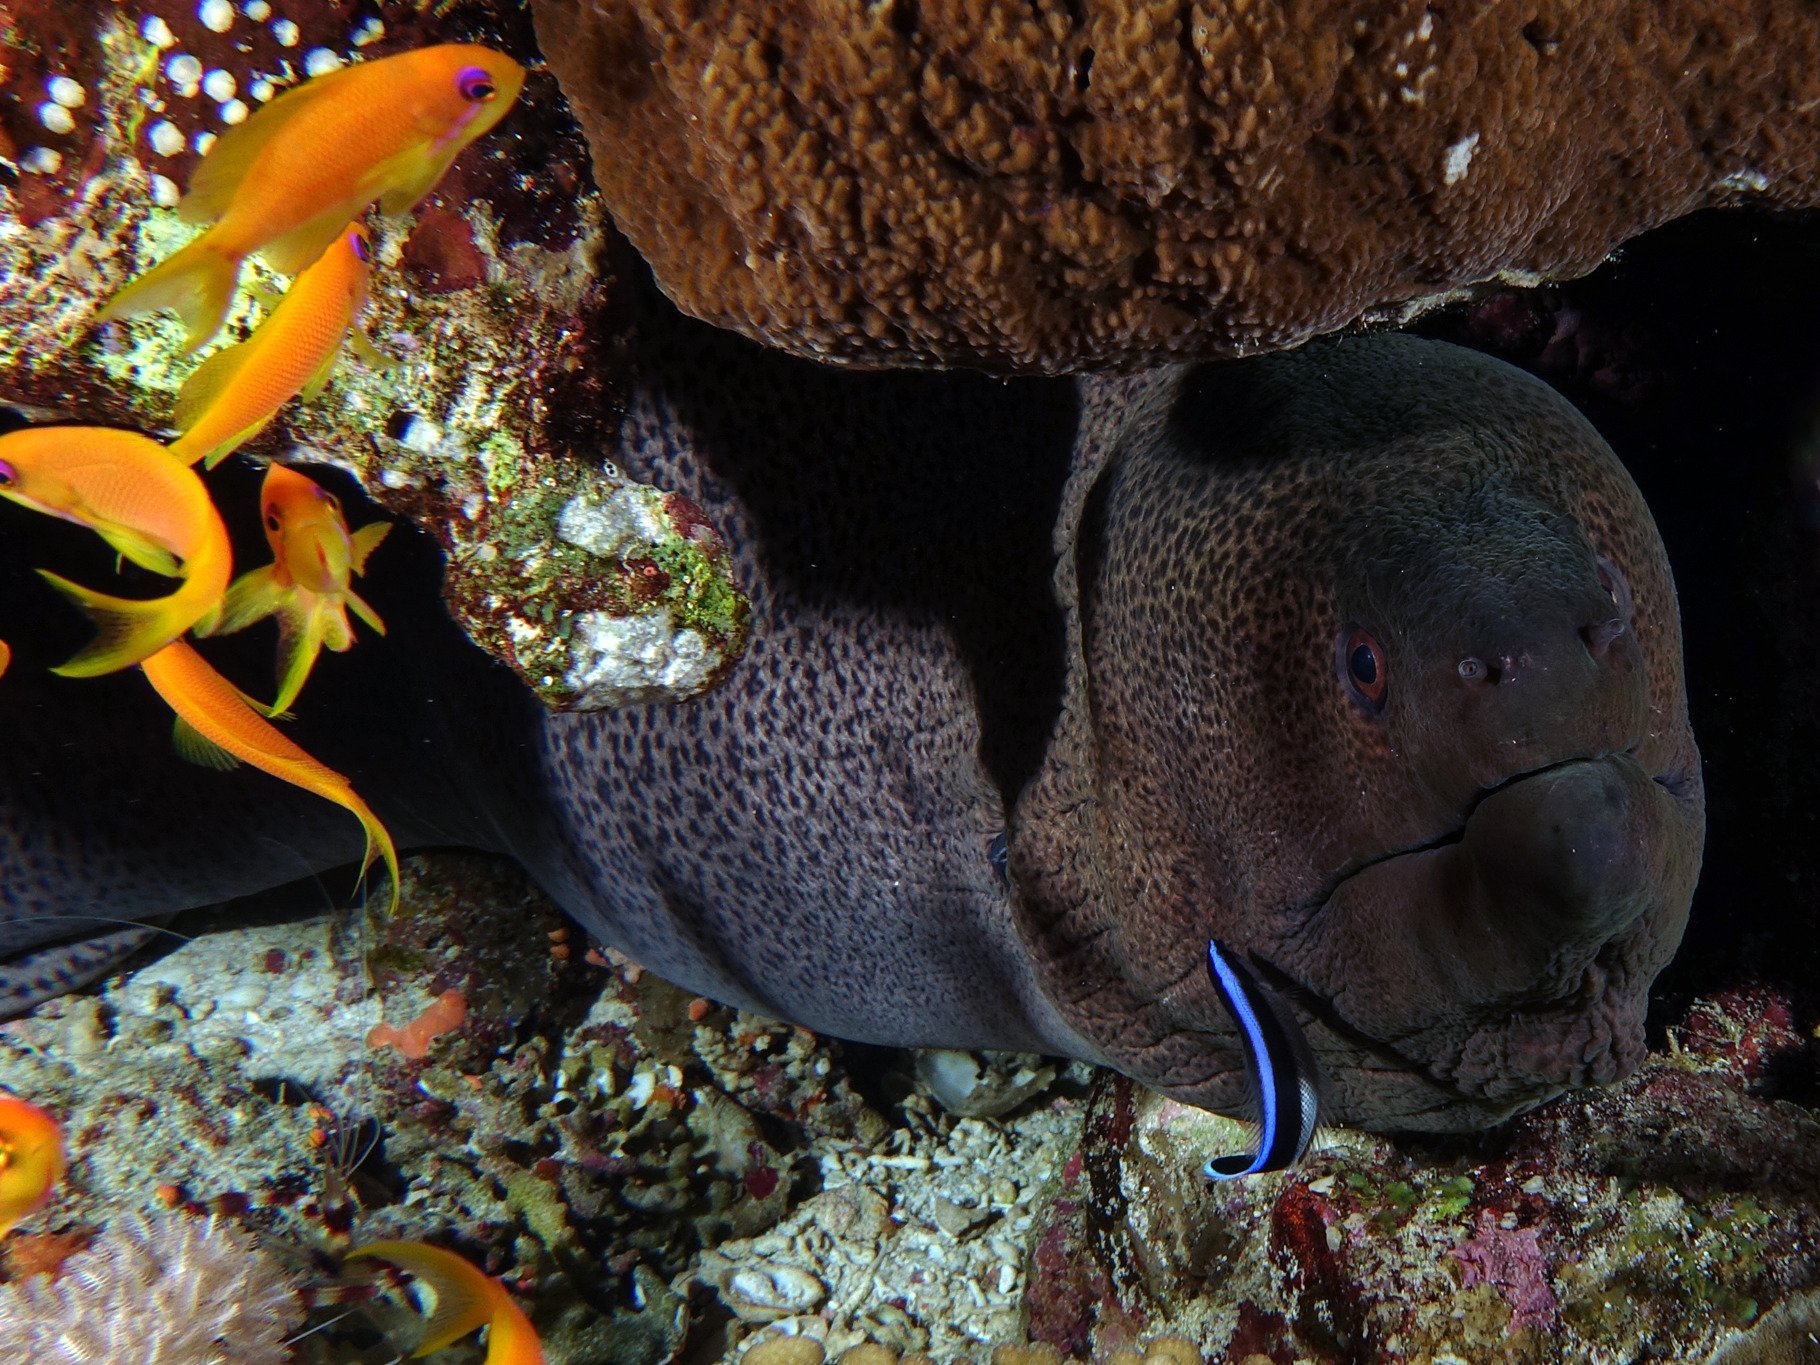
left=1278, top=745, right=1701, bottom=1129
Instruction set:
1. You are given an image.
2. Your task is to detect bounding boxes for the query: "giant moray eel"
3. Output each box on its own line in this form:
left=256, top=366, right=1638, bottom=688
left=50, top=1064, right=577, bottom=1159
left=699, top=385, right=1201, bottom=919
left=0, top=327, right=1703, bottom=1132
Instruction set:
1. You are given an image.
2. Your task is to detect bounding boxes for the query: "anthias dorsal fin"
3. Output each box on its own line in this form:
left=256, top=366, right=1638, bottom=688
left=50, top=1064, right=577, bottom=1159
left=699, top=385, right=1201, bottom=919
left=179, top=63, right=364, bottom=225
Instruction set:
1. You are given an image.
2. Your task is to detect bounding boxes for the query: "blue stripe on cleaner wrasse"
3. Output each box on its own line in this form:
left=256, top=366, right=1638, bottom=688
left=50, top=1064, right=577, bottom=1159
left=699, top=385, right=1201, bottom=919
left=1203, top=937, right=1322, bottom=1179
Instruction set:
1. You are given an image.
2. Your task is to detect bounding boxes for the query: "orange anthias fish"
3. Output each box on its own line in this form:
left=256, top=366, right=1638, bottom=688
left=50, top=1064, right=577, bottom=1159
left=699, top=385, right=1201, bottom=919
left=96, top=44, right=525, bottom=351
left=168, top=225, right=383, bottom=470
left=0, top=427, right=231, bottom=676
left=0, top=1095, right=64, bottom=1238
left=139, top=640, right=400, bottom=915
left=200, top=463, right=390, bottom=714
left=348, top=1240, right=545, bottom=1365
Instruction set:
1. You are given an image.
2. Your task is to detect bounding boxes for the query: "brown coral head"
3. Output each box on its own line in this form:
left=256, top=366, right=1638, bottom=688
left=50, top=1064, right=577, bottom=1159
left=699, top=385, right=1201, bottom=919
left=534, top=0, right=1820, bottom=373
left=1012, top=334, right=1704, bottom=1131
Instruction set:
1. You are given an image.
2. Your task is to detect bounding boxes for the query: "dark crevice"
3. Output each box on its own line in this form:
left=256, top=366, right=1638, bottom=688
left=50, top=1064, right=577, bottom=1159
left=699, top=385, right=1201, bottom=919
left=1054, top=128, right=1088, bottom=192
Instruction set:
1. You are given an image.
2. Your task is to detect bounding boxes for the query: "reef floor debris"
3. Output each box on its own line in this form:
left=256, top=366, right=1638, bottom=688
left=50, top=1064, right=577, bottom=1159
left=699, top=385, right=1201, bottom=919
left=0, top=850, right=1815, bottom=1365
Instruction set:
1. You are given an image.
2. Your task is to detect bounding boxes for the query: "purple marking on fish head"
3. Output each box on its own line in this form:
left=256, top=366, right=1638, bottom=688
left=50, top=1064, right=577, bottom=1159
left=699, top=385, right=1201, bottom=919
left=456, top=67, right=497, bottom=104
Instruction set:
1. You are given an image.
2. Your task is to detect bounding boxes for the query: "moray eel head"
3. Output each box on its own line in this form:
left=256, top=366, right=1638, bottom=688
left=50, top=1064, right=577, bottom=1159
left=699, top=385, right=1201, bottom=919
left=1013, top=336, right=1704, bottom=1132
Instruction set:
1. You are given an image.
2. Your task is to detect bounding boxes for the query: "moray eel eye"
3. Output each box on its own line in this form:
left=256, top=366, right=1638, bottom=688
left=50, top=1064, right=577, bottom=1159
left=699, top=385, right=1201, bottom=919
left=457, top=67, right=497, bottom=102
left=1340, top=626, right=1388, bottom=711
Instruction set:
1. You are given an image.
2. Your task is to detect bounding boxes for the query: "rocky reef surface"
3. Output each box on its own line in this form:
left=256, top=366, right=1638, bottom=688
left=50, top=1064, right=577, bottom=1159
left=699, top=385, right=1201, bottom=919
left=0, top=848, right=1816, bottom=1365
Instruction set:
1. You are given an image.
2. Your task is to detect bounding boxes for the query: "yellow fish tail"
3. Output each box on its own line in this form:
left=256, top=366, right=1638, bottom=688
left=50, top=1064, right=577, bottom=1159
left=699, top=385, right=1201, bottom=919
left=38, top=571, right=198, bottom=677
left=169, top=338, right=266, bottom=468
left=270, top=603, right=330, bottom=715
left=349, top=790, right=402, bottom=918
left=94, top=238, right=243, bottom=353
left=346, top=1240, right=543, bottom=1363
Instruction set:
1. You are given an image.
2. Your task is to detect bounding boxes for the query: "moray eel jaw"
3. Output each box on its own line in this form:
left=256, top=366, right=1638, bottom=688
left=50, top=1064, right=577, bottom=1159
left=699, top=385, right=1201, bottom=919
left=1286, top=748, right=1701, bottom=1112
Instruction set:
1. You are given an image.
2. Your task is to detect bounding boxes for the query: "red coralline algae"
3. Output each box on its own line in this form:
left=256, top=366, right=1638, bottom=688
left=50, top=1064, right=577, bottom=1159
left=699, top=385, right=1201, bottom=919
left=1673, top=984, right=1807, bottom=1086
left=1452, top=1210, right=1561, bottom=1335
left=366, top=990, right=468, bottom=1061
left=1269, top=1181, right=1373, bottom=1360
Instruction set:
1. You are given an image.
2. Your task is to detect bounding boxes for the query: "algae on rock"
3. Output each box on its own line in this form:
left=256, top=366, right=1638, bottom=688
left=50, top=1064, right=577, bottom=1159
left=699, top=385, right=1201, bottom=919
left=0, top=1, right=749, bottom=710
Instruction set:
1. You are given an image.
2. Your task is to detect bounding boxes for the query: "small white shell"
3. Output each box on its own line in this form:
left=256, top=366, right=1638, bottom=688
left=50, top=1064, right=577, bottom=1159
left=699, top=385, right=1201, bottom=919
left=721, top=1263, right=826, bottom=1323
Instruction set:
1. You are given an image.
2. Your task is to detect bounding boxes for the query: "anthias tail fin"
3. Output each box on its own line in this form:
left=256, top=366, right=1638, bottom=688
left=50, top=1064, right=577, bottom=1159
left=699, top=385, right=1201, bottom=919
left=94, top=239, right=242, bottom=352
left=346, top=1241, right=495, bottom=1355
left=38, top=571, right=189, bottom=676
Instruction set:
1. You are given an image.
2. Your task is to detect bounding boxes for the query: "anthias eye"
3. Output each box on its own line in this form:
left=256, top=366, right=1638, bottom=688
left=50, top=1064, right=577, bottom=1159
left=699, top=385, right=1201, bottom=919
left=1339, top=625, right=1388, bottom=710
left=0, top=460, right=16, bottom=486
left=456, top=67, right=496, bottom=102
left=347, top=231, right=370, bottom=263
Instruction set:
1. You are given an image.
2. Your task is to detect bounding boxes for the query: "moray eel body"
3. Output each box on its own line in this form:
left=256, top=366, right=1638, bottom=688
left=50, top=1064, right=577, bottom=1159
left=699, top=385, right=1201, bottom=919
left=0, top=329, right=1702, bottom=1131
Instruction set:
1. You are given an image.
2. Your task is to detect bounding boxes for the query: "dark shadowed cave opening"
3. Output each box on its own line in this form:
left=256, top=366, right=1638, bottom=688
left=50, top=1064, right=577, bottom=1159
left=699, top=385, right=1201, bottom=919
left=1412, top=208, right=1820, bottom=1092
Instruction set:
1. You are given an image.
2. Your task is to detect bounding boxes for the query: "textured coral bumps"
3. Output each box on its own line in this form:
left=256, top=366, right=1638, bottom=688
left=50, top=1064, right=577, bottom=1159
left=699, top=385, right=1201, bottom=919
left=533, top=0, right=1820, bottom=373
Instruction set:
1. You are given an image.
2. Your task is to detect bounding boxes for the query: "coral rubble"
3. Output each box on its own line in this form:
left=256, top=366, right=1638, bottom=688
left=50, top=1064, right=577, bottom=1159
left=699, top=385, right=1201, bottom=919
left=0, top=850, right=1816, bottom=1364
left=1013, top=990, right=1820, bottom=1364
